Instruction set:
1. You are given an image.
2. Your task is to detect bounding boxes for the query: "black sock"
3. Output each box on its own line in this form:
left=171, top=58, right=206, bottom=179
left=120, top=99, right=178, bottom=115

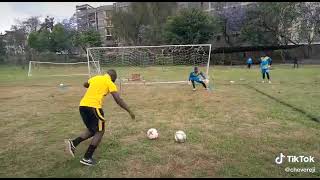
left=72, top=137, right=84, bottom=147
left=84, top=145, right=97, bottom=159
left=191, top=80, right=195, bottom=88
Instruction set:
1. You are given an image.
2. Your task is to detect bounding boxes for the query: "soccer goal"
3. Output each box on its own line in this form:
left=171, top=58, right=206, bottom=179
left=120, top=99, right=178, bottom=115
left=27, top=60, right=101, bottom=77
left=87, top=44, right=212, bottom=85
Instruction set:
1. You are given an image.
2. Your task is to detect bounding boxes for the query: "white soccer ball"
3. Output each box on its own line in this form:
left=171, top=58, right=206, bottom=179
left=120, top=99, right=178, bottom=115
left=175, top=130, right=187, bottom=143
left=147, top=128, right=159, bottom=140
left=59, top=83, right=64, bottom=87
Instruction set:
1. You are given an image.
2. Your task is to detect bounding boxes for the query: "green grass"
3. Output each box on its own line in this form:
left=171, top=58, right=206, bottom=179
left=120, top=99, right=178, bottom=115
left=0, top=64, right=319, bottom=177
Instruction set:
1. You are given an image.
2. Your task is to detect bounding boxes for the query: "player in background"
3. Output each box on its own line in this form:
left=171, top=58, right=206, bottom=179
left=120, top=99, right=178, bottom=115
left=260, top=54, right=272, bottom=83
left=65, top=69, right=135, bottom=166
left=188, top=66, right=209, bottom=91
left=293, top=56, right=299, bottom=68
left=247, top=57, right=253, bottom=69
left=266, top=54, right=272, bottom=66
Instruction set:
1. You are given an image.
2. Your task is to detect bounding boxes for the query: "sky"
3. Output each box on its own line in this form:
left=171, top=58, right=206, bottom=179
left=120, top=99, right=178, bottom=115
left=0, top=2, right=114, bottom=34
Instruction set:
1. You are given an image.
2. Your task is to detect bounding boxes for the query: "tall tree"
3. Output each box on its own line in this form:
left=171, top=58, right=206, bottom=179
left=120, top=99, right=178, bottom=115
left=74, top=30, right=102, bottom=52
left=216, top=4, right=247, bottom=46
left=40, top=16, right=54, bottom=32
left=296, top=2, right=320, bottom=57
left=22, top=16, right=41, bottom=33
left=61, top=15, right=77, bottom=32
left=112, top=2, right=177, bottom=45
left=51, top=23, right=71, bottom=53
left=0, top=35, right=6, bottom=63
left=240, top=2, right=300, bottom=46
left=163, top=8, right=221, bottom=44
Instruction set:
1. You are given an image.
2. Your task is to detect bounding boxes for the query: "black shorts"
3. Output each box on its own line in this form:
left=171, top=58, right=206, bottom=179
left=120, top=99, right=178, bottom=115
left=79, top=106, right=105, bottom=134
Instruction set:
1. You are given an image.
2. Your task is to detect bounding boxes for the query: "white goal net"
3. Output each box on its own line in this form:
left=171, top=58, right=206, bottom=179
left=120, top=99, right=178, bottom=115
left=87, top=44, right=212, bottom=84
left=27, top=61, right=101, bottom=77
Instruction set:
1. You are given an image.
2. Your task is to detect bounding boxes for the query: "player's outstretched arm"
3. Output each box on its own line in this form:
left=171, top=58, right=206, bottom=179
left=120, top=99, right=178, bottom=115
left=200, top=72, right=207, bottom=80
left=111, top=92, right=135, bottom=120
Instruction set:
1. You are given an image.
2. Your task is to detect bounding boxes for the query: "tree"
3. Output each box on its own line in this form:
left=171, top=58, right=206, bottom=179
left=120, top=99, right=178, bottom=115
left=0, top=35, right=6, bottom=63
left=296, top=2, right=320, bottom=57
left=142, top=2, right=178, bottom=45
left=74, top=30, right=102, bottom=53
left=163, top=8, right=221, bottom=44
left=216, top=4, right=247, bottom=46
left=27, top=32, right=39, bottom=50
left=51, top=23, right=72, bottom=53
left=22, top=16, right=41, bottom=33
left=240, top=2, right=300, bottom=46
left=27, top=29, right=52, bottom=53
left=61, top=15, right=77, bottom=32
left=40, top=16, right=54, bottom=32
left=112, top=2, right=177, bottom=45
left=37, top=29, right=52, bottom=52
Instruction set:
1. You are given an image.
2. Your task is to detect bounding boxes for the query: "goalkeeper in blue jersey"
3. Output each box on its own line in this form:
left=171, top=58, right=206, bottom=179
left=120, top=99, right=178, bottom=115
left=260, top=55, right=272, bottom=83
left=188, top=67, right=208, bottom=91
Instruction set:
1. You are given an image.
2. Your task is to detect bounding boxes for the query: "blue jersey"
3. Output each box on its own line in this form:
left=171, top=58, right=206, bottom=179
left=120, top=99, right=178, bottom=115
left=267, top=56, right=272, bottom=65
left=260, top=57, right=270, bottom=70
left=247, top=58, right=253, bottom=64
left=189, top=72, right=205, bottom=81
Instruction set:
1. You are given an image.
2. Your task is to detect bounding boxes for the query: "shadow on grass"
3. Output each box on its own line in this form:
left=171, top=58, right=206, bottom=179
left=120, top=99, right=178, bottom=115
left=244, top=84, right=319, bottom=123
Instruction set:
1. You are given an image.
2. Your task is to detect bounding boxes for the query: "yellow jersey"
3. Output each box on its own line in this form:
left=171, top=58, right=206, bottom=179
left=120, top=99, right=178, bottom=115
left=79, top=74, right=118, bottom=108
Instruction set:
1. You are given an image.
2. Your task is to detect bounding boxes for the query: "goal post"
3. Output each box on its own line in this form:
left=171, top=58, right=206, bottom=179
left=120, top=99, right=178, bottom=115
left=86, top=44, right=212, bottom=85
left=27, top=60, right=100, bottom=77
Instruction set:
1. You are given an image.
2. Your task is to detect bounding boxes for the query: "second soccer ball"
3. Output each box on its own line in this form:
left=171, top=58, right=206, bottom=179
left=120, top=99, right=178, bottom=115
left=175, top=130, right=187, bottom=143
left=147, top=128, right=159, bottom=140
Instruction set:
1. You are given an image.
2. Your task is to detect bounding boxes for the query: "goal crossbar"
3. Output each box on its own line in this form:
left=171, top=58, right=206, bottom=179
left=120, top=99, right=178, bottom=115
left=87, top=44, right=212, bottom=50
left=28, top=61, right=100, bottom=77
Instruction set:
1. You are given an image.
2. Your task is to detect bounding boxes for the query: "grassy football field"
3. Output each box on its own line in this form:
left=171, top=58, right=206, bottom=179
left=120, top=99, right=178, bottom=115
left=0, top=64, right=319, bottom=177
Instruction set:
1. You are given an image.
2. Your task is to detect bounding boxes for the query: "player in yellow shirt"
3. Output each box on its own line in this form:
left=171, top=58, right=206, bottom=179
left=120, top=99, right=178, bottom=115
left=65, top=69, right=135, bottom=166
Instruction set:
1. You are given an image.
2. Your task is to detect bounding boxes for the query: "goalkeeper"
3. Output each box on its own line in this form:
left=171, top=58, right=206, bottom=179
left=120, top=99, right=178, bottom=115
left=260, top=54, right=272, bottom=83
left=188, top=67, right=208, bottom=91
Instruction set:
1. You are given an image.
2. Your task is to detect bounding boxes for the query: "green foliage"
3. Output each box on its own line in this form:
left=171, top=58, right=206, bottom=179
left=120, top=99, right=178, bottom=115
left=0, top=36, right=6, bottom=63
left=28, top=29, right=52, bottom=52
left=296, top=2, right=320, bottom=44
left=28, top=23, right=79, bottom=53
left=73, top=29, right=102, bottom=52
left=27, top=32, right=39, bottom=50
left=112, top=2, right=177, bottom=45
left=240, top=2, right=300, bottom=46
left=163, top=8, right=221, bottom=44
left=51, top=23, right=72, bottom=52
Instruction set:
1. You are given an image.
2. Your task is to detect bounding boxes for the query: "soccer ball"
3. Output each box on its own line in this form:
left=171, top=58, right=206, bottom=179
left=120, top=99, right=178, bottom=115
left=59, top=83, right=64, bottom=87
left=175, top=130, right=187, bottom=143
left=147, top=128, right=159, bottom=140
